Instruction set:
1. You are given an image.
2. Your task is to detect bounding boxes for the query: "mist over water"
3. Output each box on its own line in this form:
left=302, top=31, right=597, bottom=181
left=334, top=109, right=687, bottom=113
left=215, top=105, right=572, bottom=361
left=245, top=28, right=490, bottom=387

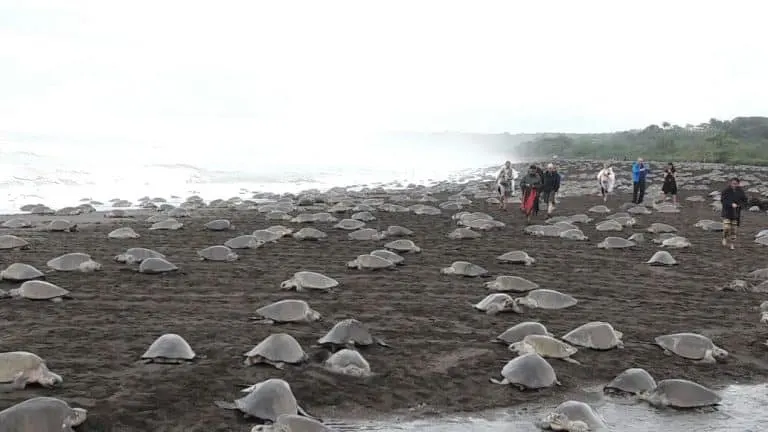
left=0, top=133, right=509, bottom=214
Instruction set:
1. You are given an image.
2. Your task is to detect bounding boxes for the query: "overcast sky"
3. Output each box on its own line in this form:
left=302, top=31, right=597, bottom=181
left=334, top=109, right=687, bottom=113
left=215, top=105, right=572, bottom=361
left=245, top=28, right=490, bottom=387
left=1, top=0, right=766, bottom=151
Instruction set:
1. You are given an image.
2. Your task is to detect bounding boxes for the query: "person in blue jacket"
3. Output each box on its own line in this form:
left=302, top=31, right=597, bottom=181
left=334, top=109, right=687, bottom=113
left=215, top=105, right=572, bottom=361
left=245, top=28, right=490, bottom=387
left=632, top=158, right=649, bottom=204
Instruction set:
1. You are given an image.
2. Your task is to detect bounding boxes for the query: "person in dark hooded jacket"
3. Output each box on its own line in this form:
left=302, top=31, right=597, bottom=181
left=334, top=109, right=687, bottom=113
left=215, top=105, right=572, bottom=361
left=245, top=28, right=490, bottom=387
left=540, top=163, right=561, bottom=218
left=720, top=177, right=748, bottom=250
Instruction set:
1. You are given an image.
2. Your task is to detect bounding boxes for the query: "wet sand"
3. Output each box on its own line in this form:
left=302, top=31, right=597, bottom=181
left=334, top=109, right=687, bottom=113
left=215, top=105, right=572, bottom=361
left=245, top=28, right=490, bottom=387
left=1, top=169, right=768, bottom=431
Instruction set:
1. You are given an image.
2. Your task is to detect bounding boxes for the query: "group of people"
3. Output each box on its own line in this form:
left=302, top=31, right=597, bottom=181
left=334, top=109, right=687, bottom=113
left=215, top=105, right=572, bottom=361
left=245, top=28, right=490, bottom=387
left=495, top=158, right=751, bottom=250
left=495, top=161, right=561, bottom=222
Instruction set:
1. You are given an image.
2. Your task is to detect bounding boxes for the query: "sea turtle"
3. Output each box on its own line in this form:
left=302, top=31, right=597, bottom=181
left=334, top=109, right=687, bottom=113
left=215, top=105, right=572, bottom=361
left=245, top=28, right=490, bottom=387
left=749, top=268, right=768, bottom=280
left=293, top=227, right=328, bottom=241
left=46, top=219, right=77, bottom=232
left=138, top=257, right=179, bottom=274
left=611, top=216, right=637, bottom=227
left=114, top=247, right=165, bottom=264
left=484, top=275, right=539, bottom=292
left=552, top=221, right=578, bottom=231
left=312, top=212, right=338, bottom=223
left=0, top=397, right=87, bottom=430
left=291, top=213, right=317, bottom=223
left=251, top=414, right=332, bottom=432
left=198, top=245, right=239, bottom=262
left=348, top=228, right=385, bottom=240
left=266, top=210, right=292, bottom=221
left=347, top=254, right=395, bottom=270
left=141, top=333, right=196, bottom=364
left=322, top=348, right=372, bottom=377
left=509, top=334, right=580, bottom=364
left=215, top=378, right=315, bottom=422
left=489, top=352, right=560, bottom=389
left=252, top=299, right=321, bottom=324
left=652, top=233, right=679, bottom=244
left=562, top=321, right=624, bottom=350
left=386, top=225, right=414, bottom=236
left=0, top=351, right=63, bottom=389
left=46, top=252, right=102, bottom=272
left=560, top=229, right=588, bottom=241
left=516, top=289, right=578, bottom=310
left=492, top=321, right=550, bottom=344
left=167, top=207, right=191, bottom=218
left=628, top=233, right=645, bottom=243
left=441, top=261, right=489, bottom=277
left=661, top=236, right=692, bottom=248
left=266, top=225, right=293, bottom=237
left=244, top=333, right=308, bottom=369
left=627, top=206, right=652, bottom=215
left=595, top=220, right=623, bottom=232
left=604, top=367, right=657, bottom=395
left=413, top=205, right=441, bottom=216
left=317, top=318, right=389, bottom=349
left=0, top=234, right=30, bottom=250
left=251, top=230, right=283, bottom=243
left=225, top=235, right=264, bottom=249
left=597, top=237, right=636, bottom=249
left=205, top=219, right=234, bottom=231
left=638, top=379, right=722, bottom=408
left=496, top=250, right=535, bottom=265
left=334, top=219, right=366, bottom=230
left=280, top=271, right=338, bottom=292
left=384, top=239, right=421, bottom=253
left=107, top=227, right=140, bottom=239
left=538, top=400, right=607, bottom=432
left=351, top=211, right=376, bottom=222
left=647, top=250, right=677, bottom=265
left=0, top=263, right=44, bottom=282
left=567, top=214, right=593, bottom=223
left=370, top=249, right=405, bottom=265
left=760, top=300, right=768, bottom=324
left=588, top=205, right=611, bottom=214
left=647, top=223, right=677, bottom=234
left=654, top=333, right=728, bottom=363
left=149, top=218, right=183, bottom=230
left=447, top=227, right=481, bottom=239
left=473, top=293, right=522, bottom=315
left=1, top=218, right=34, bottom=228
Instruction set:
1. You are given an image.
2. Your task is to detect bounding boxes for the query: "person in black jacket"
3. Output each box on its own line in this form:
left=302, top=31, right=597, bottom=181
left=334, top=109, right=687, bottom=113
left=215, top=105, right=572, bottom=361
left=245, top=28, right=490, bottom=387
left=721, top=177, right=748, bottom=250
left=540, top=163, right=561, bottom=218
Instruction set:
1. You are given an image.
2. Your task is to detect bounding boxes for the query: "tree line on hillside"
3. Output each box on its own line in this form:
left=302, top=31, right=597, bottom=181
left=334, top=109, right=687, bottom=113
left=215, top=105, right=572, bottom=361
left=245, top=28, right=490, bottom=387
left=513, top=117, right=768, bottom=164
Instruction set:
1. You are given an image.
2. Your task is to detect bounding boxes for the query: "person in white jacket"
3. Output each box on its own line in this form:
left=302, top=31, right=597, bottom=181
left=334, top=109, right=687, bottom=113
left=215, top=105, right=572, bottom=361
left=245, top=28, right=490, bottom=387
left=495, top=161, right=519, bottom=210
left=596, top=164, right=616, bottom=202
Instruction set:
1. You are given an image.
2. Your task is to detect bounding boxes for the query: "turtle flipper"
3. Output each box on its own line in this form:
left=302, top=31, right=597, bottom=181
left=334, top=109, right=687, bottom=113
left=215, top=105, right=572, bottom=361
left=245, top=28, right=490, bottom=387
left=297, top=404, right=320, bottom=421
left=214, top=400, right=238, bottom=410
left=374, top=337, right=391, bottom=348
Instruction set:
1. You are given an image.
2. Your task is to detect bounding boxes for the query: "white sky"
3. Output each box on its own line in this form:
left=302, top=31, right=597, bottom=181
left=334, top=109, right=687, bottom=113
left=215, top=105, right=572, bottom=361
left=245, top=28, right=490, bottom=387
left=1, top=0, right=766, bottom=152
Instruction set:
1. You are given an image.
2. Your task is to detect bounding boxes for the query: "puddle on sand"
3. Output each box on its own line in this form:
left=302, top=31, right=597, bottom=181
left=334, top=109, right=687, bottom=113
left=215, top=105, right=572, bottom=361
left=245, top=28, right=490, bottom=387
left=329, top=384, right=767, bottom=432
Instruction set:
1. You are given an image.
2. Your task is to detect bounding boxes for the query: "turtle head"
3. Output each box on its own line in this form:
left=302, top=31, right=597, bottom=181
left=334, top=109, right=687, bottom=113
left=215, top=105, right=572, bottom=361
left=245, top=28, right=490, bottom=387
left=78, top=260, right=102, bottom=273
left=42, top=370, right=63, bottom=387
left=538, top=412, right=568, bottom=429
left=307, top=309, right=322, bottom=322
left=346, top=260, right=358, bottom=269
left=0, top=289, right=9, bottom=299
left=508, top=341, right=532, bottom=355
left=712, top=346, right=729, bottom=359
left=440, top=267, right=455, bottom=275
left=568, top=420, right=590, bottom=432
left=515, top=296, right=533, bottom=308
left=279, top=279, right=296, bottom=290
left=66, top=407, right=88, bottom=427
left=308, top=348, right=332, bottom=363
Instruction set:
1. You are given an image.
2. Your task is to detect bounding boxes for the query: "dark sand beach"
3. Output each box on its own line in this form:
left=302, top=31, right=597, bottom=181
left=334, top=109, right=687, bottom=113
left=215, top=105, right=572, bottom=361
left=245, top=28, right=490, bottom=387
left=1, top=165, right=768, bottom=431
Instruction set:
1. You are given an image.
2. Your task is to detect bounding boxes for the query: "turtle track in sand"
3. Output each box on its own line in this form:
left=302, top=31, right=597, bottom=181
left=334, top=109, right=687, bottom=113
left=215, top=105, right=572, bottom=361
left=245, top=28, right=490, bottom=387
left=1, top=171, right=768, bottom=430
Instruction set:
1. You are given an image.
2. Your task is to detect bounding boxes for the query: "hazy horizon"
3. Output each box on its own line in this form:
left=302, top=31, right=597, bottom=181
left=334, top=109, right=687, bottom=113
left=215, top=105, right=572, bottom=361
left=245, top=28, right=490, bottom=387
left=2, top=1, right=766, bottom=157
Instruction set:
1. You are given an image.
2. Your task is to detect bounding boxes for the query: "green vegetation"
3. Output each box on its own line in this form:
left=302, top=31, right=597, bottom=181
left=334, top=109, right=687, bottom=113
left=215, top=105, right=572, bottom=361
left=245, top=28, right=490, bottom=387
left=514, top=117, right=768, bottom=165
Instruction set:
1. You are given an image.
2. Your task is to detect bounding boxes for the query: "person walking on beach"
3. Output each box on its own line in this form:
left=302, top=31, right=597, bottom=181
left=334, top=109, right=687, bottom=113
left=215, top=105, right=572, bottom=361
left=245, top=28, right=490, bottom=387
left=596, top=164, right=615, bottom=203
left=519, top=165, right=543, bottom=223
left=540, top=163, right=561, bottom=218
left=495, top=161, right=519, bottom=211
left=662, top=162, right=678, bottom=206
left=632, top=157, right=648, bottom=204
left=721, top=177, right=748, bottom=250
